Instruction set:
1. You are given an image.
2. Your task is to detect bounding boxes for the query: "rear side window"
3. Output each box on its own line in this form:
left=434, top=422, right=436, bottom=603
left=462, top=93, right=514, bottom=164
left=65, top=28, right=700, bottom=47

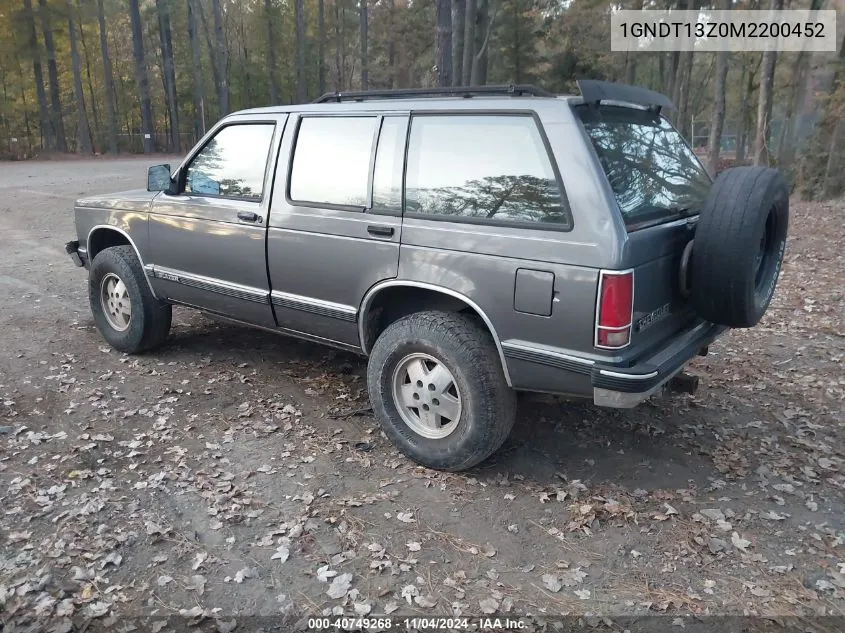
left=371, top=116, right=407, bottom=212
left=405, top=115, right=569, bottom=227
left=577, top=105, right=711, bottom=229
left=185, top=123, right=275, bottom=200
left=290, top=116, right=377, bottom=207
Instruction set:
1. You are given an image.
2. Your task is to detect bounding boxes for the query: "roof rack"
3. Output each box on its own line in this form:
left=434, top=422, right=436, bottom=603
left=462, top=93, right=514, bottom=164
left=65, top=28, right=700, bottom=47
left=312, top=84, right=556, bottom=104
left=576, top=79, right=673, bottom=114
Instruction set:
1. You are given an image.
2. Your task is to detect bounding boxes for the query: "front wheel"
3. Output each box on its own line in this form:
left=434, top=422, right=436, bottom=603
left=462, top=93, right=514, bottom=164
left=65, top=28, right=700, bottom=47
left=367, top=311, right=516, bottom=471
left=88, top=245, right=172, bottom=353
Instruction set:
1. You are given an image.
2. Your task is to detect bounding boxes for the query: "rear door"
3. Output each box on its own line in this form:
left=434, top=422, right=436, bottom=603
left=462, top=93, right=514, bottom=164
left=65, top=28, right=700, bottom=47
left=147, top=115, right=284, bottom=327
left=576, top=104, right=712, bottom=355
left=266, top=113, right=407, bottom=348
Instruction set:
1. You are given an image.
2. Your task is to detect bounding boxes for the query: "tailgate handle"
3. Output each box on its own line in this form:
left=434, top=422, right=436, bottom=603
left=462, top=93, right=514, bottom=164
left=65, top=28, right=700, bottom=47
left=237, top=211, right=260, bottom=223
left=367, top=225, right=394, bottom=237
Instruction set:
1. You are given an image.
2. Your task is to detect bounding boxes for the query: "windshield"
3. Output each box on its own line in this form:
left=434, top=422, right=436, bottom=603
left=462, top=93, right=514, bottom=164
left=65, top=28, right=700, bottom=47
left=576, top=105, right=711, bottom=229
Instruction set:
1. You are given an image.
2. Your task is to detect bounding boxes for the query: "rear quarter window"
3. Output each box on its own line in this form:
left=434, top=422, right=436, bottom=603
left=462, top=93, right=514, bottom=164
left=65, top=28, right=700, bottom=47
left=405, top=114, right=570, bottom=228
left=577, top=105, right=711, bottom=230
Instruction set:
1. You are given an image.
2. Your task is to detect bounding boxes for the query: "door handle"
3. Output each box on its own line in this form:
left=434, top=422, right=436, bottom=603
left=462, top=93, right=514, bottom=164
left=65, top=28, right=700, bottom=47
left=367, top=225, right=394, bottom=237
left=237, top=211, right=260, bottom=223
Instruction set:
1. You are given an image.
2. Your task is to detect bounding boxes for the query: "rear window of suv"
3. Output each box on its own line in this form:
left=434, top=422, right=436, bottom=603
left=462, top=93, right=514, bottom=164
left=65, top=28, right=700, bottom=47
left=576, top=105, right=711, bottom=230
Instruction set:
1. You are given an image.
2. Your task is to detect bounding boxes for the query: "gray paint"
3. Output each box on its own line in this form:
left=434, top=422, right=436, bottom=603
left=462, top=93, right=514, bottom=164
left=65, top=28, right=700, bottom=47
left=70, top=93, right=724, bottom=403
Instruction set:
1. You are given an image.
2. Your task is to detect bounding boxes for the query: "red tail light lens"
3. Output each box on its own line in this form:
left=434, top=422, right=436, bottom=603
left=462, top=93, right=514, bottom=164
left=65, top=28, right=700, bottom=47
left=595, top=270, right=634, bottom=349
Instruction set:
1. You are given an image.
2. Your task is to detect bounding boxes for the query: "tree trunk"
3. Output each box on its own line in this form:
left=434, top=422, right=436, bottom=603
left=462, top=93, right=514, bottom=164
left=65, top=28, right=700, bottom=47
left=96, top=0, right=118, bottom=153
left=295, top=0, right=306, bottom=102
left=23, top=0, right=52, bottom=151
left=264, top=0, right=279, bottom=104
left=736, top=58, right=756, bottom=162
left=707, top=49, right=730, bottom=176
left=470, top=0, right=493, bottom=86
left=318, top=0, right=326, bottom=94
left=66, top=0, right=92, bottom=153
left=187, top=0, right=206, bottom=139
left=156, top=0, right=180, bottom=153
left=210, top=0, right=230, bottom=115
left=77, top=7, right=102, bottom=152
left=462, top=0, right=476, bottom=86
left=38, top=0, right=67, bottom=151
left=436, top=0, right=452, bottom=87
left=129, top=0, right=154, bottom=153
left=754, top=0, right=783, bottom=166
left=452, top=0, right=465, bottom=86
left=360, top=0, right=369, bottom=90
left=624, top=0, right=644, bottom=85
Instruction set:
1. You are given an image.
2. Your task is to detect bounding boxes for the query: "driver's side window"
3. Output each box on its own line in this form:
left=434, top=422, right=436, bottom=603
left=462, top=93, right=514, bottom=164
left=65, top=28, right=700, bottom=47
left=184, top=123, right=275, bottom=201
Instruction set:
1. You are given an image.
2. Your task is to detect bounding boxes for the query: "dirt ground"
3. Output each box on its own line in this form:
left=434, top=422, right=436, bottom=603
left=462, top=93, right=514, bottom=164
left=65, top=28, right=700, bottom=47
left=0, top=157, right=843, bottom=632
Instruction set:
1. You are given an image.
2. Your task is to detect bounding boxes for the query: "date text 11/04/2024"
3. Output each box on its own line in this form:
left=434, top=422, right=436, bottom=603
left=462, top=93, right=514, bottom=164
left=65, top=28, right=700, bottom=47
left=306, top=617, right=527, bottom=630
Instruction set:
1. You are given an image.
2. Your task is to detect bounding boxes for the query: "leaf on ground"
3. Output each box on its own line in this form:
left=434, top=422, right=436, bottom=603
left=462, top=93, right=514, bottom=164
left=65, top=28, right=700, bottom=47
left=560, top=568, right=587, bottom=587
left=188, top=574, right=206, bottom=595
left=384, top=601, right=399, bottom=614
left=401, top=584, right=419, bottom=604
left=100, top=552, right=122, bottom=569
left=762, top=510, right=788, bottom=521
left=157, top=575, right=174, bottom=587
left=482, top=543, right=497, bottom=558
left=271, top=545, right=290, bottom=564
left=731, top=532, right=751, bottom=552
left=85, top=601, right=111, bottom=618
left=234, top=567, right=257, bottom=583
left=414, top=595, right=437, bottom=608
left=326, top=573, right=352, bottom=599
left=479, top=597, right=499, bottom=614
left=192, top=552, right=208, bottom=570
left=317, top=565, right=337, bottom=582
left=542, top=574, right=562, bottom=593
left=396, top=511, right=415, bottom=523
left=574, top=589, right=591, bottom=600
left=407, top=541, right=421, bottom=552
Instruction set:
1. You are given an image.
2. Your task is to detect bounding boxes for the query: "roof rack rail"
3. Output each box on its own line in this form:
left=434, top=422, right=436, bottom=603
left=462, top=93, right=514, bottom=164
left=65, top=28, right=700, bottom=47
left=576, top=79, right=673, bottom=114
left=313, top=84, right=556, bottom=104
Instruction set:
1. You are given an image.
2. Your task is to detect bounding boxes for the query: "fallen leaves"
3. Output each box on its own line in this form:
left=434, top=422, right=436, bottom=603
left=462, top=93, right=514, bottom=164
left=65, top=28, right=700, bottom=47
left=326, top=573, right=352, bottom=599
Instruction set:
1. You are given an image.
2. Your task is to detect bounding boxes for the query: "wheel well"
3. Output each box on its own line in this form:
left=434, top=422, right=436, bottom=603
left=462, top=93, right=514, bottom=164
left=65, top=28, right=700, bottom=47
left=88, top=228, right=130, bottom=260
left=362, top=286, right=492, bottom=354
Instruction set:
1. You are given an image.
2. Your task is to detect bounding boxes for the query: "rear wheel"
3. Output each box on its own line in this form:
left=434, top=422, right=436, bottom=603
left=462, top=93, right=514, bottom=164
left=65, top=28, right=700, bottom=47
left=690, top=166, right=789, bottom=327
left=367, top=311, right=516, bottom=471
left=89, top=246, right=172, bottom=353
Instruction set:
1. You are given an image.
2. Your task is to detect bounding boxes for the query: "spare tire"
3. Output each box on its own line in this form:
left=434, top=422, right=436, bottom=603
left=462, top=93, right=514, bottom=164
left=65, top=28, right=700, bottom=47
left=690, top=166, right=789, bottom=328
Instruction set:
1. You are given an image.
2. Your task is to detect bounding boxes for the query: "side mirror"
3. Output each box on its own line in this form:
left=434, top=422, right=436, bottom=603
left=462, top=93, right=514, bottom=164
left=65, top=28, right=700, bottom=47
left=147, top=164, right=173, bottom=192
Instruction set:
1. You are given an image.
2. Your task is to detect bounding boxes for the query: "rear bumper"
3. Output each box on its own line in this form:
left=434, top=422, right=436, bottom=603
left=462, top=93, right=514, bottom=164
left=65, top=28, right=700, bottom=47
left=592, top=320, right=727, bottom=407
left=65, top=240, right=88, bottom=269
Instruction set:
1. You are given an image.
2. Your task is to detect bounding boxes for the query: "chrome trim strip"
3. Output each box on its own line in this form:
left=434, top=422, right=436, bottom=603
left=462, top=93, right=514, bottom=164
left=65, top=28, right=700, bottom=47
left=87, top=225, right=159, bottom=299
left=501, top=341, right=595, bottom=375
left=598, top=369, right=659, bottom=380
left=149, top=265, right=269, bottom=304
left=270, top=291, right=358, bottom=322
left=358, top=280, right=512, bottom=387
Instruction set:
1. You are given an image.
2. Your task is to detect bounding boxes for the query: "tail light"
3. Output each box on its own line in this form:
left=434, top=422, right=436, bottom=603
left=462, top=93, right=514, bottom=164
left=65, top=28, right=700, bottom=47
left=595, top=269, right=634, bottom=349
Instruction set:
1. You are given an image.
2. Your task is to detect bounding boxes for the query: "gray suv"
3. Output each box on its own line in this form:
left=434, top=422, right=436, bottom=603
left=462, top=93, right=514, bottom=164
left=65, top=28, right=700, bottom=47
left=66, top=81, right=789, bottom=471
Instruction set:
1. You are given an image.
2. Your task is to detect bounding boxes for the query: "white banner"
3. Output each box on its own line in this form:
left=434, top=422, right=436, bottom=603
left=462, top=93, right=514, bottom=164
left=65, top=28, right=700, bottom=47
left=611, top=9, right=838, bottom=52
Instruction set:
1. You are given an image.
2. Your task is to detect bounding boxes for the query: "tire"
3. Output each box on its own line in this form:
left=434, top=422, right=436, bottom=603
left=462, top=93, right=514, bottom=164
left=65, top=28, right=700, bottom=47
left=690, top=166, right=789, bottom=328
left=367, top=311, right=516, bottom=471
left=88, top=245, right=172, bottom=353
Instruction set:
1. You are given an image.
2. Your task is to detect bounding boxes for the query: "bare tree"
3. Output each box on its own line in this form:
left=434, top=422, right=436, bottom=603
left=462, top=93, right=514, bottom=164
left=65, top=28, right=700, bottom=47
left=754, top=0, right=783, bottom=166
left=295, top=0, right=306, bottom=102
left=129, top=0, right=154, bottom=153
left=360, top=0, right=369, bottom=90
left=187, top=0, right=206, bottom=139
left=65, top=0, right=92, bottom=153
left=707, top=19, right=730, bottom=174
left=462, top=0, right=476, bottom=86
left=157, top=0, right=180, bottom=153
left=22, top=0, right=52, bottom=151
left=471, top=0, right=495, bottom=86
left=436, top=0, right=453, bottom=86
left=318, top=0, right=326, bottom=95
left=210, top=0, right=230, bottom=115
left=265, top=0, right=279, bottom=104
left=96, top=0, right=118, bottom=153
left=38, top=0, right=67, bottom=151
left=452, top=0, right=465, bottom=86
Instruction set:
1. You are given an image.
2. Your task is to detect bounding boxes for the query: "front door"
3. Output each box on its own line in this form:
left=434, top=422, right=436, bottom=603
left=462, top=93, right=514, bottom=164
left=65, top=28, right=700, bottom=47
left=266, top=113, right=407, bottom=348
left=147, top=115, right=286, bottom=327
